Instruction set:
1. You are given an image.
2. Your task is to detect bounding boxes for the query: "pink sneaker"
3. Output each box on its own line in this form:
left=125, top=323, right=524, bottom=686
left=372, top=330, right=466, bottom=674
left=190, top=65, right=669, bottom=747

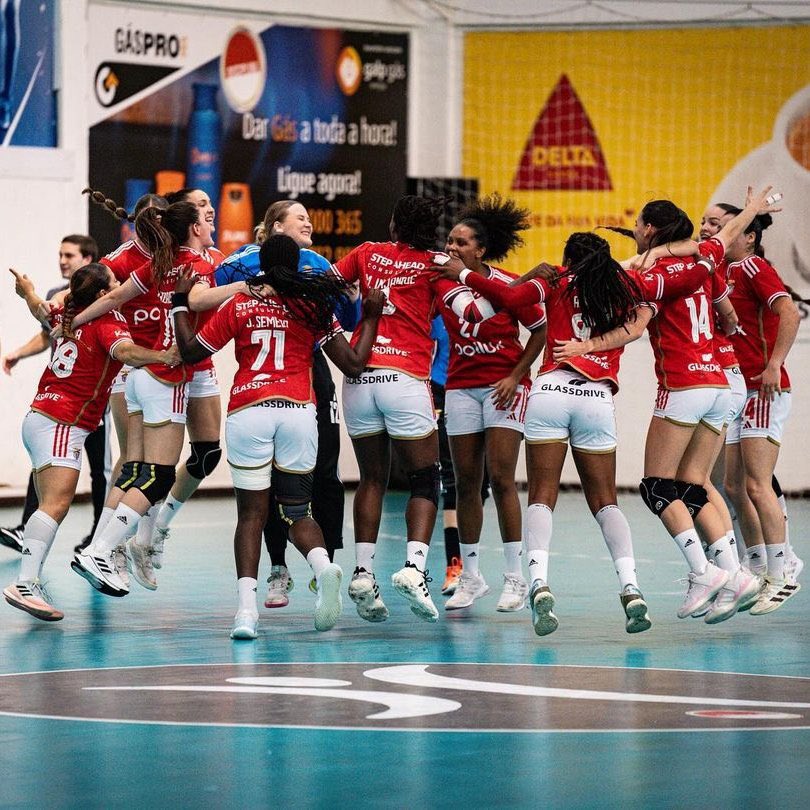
left=676, top=564, right=728, bottom=619
left=4, top=580, right=64, bottom=621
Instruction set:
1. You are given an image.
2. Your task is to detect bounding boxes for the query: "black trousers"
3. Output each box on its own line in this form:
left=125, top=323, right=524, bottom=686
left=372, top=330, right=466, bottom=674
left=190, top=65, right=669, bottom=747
left=263, top=350, right=345, bottom=562
left=21, top=418, right=108, bottom=534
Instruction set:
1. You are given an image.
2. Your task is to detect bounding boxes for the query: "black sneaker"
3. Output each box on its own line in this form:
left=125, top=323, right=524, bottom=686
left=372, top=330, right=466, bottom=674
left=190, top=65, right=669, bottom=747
left=0, top=525, right=24, bottom=553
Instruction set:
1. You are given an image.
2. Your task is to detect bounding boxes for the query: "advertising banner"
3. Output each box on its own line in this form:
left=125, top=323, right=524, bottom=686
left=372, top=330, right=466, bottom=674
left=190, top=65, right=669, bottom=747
left=463, top=26, right=810, bottom=297
left=87, top=4, right=408, bottom=258
left=0, top=0, right=56, bottom=147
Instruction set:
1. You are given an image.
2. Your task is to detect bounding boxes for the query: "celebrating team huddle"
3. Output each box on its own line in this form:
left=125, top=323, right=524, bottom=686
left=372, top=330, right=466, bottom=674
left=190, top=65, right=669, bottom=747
left=2, top=183, right=802, bottom=641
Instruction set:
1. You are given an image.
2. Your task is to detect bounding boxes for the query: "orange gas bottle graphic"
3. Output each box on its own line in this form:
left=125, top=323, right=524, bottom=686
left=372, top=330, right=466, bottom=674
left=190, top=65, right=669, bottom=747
left=155, top=170, right=186, bottom=196
left=218, top=183, right=254, bottom=255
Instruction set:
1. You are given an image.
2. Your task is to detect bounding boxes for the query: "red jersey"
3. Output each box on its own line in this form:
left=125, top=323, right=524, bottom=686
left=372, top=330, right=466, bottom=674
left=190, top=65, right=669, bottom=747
left=196, top=293, right=337, bottom=414
left=437, top=265, right=545, bottom=390
left=333, top=241, right=444, bottom=379
left=176, top=246, right=222, bottom=375
left=31, top=310, right=131, bottom=430
left=727, top=255, right=791, bottom=390
left=635, top=241, right=727, bottom=390
left=101, top=240, right=163, bottom=348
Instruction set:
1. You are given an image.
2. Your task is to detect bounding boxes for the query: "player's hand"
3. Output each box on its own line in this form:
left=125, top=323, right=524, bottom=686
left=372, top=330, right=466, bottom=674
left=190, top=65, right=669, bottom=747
left=163, top=346, right=181, bottom=367
left=745, top=185, right=783, bottom=215
left=433, top=254, right=465, bottom=281
left=2, top=353, right=19, bottom=375
left=9, top=268, right=35, bottom=299
left=552, top=337, right=590, bottom=362
left=751, top=364, right=781, bottom=401
left=514, top=262, right=557, bottom=287
left=362, top=288, right=386, bottom=320
left=491, top=375, right=519, bottom=409
left=173, top=265, right=198, bottom=295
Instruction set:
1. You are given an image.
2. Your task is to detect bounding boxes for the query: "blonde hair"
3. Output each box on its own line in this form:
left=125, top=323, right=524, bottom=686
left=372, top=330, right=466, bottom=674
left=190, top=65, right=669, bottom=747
left=254, top=200, right=297, bottom=244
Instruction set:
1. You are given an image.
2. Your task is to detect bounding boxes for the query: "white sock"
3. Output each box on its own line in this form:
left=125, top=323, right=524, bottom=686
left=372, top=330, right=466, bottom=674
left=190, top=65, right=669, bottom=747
left=90, top=507, right=115, bottom=544
left=355, top=542, right=376, bottom=572
left=406, top=541, right=430, bottom=572
left=672, top=529, right=708, bottom=575
left=92, top=503, right=142, bottom=554
left=765, top=543, right=787, bottom=581
left=525, top=503, right=552, bottom=585
left=155, top=493, right=184, bottom=532
left=744, top=543, right=767, bottom=575
left=459, top=543, right=480, bottom=576
left=594, top=505, right=637, bottom=589
left=726, top=530, right=741, bottom=565
left=135, top=505, right=157, bottom=548
left=237, top=577, right=258, bottom=614
left=19, top=511, right=59, bottom=582
left=307, top=547, right=331, bottom=580
left=707, top=535, right=738, bottom=572
left=502, top=541, right=523, bottom=575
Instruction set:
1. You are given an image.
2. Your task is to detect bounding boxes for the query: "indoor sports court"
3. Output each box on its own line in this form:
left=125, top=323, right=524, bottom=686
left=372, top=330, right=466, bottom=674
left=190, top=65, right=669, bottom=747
left=2, top=492, right=809, bottom=806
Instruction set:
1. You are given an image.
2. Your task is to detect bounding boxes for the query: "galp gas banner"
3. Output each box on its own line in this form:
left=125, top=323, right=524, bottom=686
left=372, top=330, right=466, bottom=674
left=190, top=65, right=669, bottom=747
left=87, top=4, right=407, bottom=258
left=463, top=26, right=810, bottom=297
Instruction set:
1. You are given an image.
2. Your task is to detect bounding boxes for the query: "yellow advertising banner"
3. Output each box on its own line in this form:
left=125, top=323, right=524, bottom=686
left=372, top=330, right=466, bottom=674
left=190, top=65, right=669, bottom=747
left=463, top=26, right=810, bottom=294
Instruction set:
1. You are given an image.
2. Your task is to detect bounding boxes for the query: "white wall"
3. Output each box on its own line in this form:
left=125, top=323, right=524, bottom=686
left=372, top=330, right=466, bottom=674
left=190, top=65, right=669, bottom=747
left=0, top=0, right=807, bottom=499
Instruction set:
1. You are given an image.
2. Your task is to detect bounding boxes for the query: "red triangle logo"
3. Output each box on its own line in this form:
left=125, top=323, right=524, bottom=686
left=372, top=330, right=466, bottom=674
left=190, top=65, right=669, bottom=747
left=512, top=74, right=612, bottom=191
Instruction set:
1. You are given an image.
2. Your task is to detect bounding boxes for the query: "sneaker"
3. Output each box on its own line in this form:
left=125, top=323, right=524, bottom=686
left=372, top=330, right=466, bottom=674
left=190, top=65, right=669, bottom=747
left=391, top=562, right=439, bottom=623
left=348, top=567, right=389, bottom=622
left=445, top=570, right=490, bottom=610
left=737, top=572, right=764, bottom=612
left=73, top=534, right=92, bottom=555
left=530, top=581, right=559, bottom=637
left=441, top=557, right=463, bottom=595
left=3, top=580, right=64, bottom=621
left=496, top=572, right=529, bottom=612
left=314, top=563, right=343, bottom=631
left=704, top=567, right=761, bottom=624
left=749, top=576, right=801, bottom=616
left=71, top=546, right=129, bottom=596
left=150, top=526, right=170, bottom=570
left=125, top=539, right=158, bottom=591
left=264, top=565, right=293, bottom=608
left=620, top=584, right=652, bottom=633
left=676, top=563, right=728, bottom=619
left=0, top=525, right=24, bottom=553
left=230, top=609, right=259, bottom=640
left=786, top=552, right=804, bottom=585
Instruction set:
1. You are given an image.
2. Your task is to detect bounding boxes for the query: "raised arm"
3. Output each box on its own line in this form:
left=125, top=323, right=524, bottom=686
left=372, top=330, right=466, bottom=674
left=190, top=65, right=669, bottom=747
left=713, top=185, right=782, bottom=249
left=322, top=289, right=384, bottom=377
left=70, top=276, right=142, bottom=331
left=9, top=268, right=52, bottom=327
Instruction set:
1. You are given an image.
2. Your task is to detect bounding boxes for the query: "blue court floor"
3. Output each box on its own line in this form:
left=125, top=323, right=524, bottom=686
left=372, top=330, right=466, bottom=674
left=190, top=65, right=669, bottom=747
left=1, top=490, right=808, bottom=809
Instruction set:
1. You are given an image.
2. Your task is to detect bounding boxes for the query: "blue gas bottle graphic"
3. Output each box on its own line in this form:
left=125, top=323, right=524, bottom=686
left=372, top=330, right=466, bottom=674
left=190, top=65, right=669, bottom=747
left=186, top=83, right=221, bottom=223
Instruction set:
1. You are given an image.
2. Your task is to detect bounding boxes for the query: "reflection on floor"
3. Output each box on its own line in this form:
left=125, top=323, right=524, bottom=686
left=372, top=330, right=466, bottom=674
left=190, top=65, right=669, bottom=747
left=1, top=491, right=808, bottom=806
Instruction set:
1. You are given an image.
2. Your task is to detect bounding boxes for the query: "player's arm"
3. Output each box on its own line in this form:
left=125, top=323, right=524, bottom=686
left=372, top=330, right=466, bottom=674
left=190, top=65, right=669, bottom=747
left=553, top=305, right=653, bottom=362
left=491, top=325, right=546, bottom=409
left=188, top=279, right=247, bottom=311
left=2, top=331, right=50, bottom=374
left=621, top=240, right=700, bottom=270
left=322, top=289, right=384, bottom=377
left=752, top=294, right=800, bottom=398
left=66, top=276, right=142, bottom=332
left=713, top=185, right=782, bottom=249
left=112, top=340, right=179, bottom=368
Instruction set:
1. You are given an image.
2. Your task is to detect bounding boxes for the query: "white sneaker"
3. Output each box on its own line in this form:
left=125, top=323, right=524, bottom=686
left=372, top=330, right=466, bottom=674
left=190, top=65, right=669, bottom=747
left=150, top=526, right=170, bottom=570
left=530, top=581, right=559, bottom=637
left=4, top=580, right=64, bottom=621
left=391, top=563, right=439, bottom=623
left=445, top=570, right=490, bottom=610
left=676, top=563, right=728, bottom=619
left=230, top=609, right=259, bottom=640
left=496, top=572, right=529, bottom=612
left=125, top=539, right=157, bottom=591
left=71, top=546, right=129, bottom=596
left=113, top=545, right=131, bottom=590
left=348, top=567, right=389, bottom=622
left=314, top=563, right=343, bottom=632
left=749, top=576, right=801, bottom=616
left=704, top=566, right=760, bottom=624
left=786, top=552, right=804, bottom=585
left=620, top=584, right=652, bottom=633
left=737, top=571, right=764, bottom=612
left=264, top=565, right=293, bottom=608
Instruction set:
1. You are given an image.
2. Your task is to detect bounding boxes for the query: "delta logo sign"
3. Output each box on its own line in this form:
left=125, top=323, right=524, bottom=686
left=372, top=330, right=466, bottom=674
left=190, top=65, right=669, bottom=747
left=512, top=74, right=612, bottom=191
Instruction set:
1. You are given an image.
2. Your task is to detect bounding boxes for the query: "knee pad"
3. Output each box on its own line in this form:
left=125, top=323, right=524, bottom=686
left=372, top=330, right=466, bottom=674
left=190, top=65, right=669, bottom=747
left=114, top=460, right=141, bottom=491
left=131, top=463, right=176, bottom=505
left=408, top=463, right=441, bottom=507
left=186, top=441, right=221, bottom=480
left=272, top=468, right=314, bottom=526
left=675, top=481, right=709, bottom=518
left=639, top=476, right=678, bottom=516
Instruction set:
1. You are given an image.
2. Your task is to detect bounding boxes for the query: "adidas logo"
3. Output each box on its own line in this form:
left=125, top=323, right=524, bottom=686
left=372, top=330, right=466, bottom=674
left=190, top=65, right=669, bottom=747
left=750, top=552, right=761, bottom=558
left=468, top=551, right=478, bottom=558
left=21, top=548, right=32, bottom=555
left=414, top=550, right=425, bottom=557
left=117, top=515, right=128, bottom=524
left=167, top=503, right=175, bottom=511
left=775, top=551, right=784, bottom=557
left=714, top=549, right=724, bottom=556
left=684, top=539, right=695, bottom=547
left=529, top=558, right=538, bottom=565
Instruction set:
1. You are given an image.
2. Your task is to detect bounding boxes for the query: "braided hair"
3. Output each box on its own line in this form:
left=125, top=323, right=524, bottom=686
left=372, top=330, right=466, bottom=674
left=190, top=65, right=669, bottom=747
left=391, top=195, right=446, bottom=250
left=560, top=232, right=643, bottom=335
left=61, top=263, right=113, bottom=339
left=249, top=234, right=352, bottom=337
left=134, top=202, right=199, bottom=288
left=455, top=193, right=530, bottom=262
left=83, top=186, right=167, bottom=223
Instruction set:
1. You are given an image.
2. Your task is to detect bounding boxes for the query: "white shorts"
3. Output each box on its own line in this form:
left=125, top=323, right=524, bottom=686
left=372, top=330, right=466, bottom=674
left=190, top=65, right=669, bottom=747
left=445, top=384, right=529, bottom=436
left=653, top=386, right=730, bottom=433
left=111, top=365, right=132, bottom=395
left=342, top=369, right=436, bottom=439
left=726, top=390, right=792, bottom=446
left=22, top=411, right=89, bottom=473
left=125, top=368, right=188, bottom=426
left=226, top=401, right=317, bottom=490
left=188, top=365, right=220, bottom=399
left=724, top=367, right=747, bottom=425
left=524, top=369, right=616, bottom=453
